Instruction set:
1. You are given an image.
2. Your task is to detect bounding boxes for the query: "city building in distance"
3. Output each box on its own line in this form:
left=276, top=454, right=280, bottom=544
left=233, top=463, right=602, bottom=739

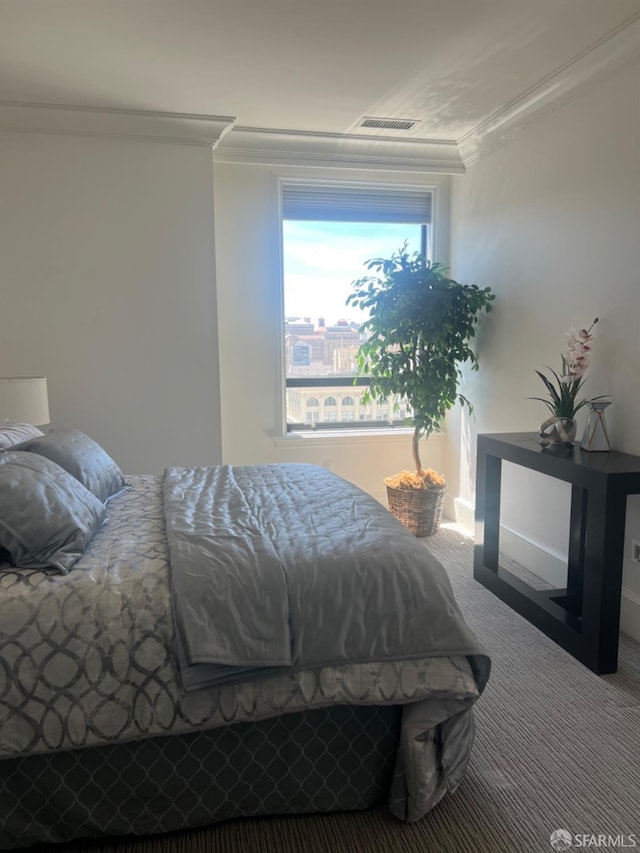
left=285, top=316, right=410, bottom=426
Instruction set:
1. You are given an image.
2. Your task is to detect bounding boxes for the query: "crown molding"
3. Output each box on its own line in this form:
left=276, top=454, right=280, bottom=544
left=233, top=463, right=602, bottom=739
left=213, top=126, right=465, bottom=174
left=0, top=101, right=236, bottom=146
left=1, top=15, right=636, bottom=166
left=458, top=15, right=640, bottom=167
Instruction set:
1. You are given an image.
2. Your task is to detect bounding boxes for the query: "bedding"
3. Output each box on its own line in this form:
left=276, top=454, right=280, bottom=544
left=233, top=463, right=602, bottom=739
left=0, top=466, right=490, bottom=849
left=4, top=704, right=403, bottom=846
left=0, top=450, right=106, bottom=572
left=166, top=464, right=487, bottom=690
left=0, top=420, right=43, bottom=450
left=16, top=427, right=127, bottom=503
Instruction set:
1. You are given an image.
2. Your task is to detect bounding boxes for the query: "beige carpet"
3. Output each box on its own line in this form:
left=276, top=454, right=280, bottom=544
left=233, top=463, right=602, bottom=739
left=48, top=526, right=640, bottom=853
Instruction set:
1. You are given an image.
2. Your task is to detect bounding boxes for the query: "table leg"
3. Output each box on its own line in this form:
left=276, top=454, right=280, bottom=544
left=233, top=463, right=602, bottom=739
left=566, top=485, right=588, bottom=607
left=474, top=446, right=501, bottom=575
left=581, top=488, right=627, bottom=674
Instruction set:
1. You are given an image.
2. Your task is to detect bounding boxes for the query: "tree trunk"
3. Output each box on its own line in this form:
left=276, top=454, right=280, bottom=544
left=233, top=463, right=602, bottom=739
left=412, top=428, right=422, bottom=475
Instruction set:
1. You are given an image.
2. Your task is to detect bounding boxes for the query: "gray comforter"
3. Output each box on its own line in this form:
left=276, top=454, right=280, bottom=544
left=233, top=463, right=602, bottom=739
left=165, top=464, right=489, bottom=692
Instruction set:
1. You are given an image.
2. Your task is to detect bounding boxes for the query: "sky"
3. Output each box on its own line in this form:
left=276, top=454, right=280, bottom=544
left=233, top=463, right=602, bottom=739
left=282, top=221, right=423, bottom=327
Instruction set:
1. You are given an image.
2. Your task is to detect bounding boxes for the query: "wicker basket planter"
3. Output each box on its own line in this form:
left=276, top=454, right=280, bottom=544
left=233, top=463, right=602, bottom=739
left=386, top=484, right=447, bottom=537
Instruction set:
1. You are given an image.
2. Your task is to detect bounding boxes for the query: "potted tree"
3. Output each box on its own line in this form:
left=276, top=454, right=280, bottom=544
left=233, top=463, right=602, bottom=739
left=347, top=245, right=494, bottom=536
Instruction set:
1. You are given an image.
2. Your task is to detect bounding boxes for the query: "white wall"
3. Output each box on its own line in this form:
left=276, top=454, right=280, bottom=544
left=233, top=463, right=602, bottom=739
left=448, top=63, right=640, bottom=636
left=212, top=163, right=451, bottom=503
left=0, top=132, right=222, bottom=472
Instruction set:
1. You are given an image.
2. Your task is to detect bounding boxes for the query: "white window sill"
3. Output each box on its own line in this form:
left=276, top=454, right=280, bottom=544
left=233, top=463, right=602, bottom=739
left=273, top=428, right=444, bottom=448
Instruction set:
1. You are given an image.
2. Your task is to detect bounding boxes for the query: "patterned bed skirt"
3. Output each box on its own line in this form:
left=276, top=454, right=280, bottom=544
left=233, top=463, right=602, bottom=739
left=1, top=704, right=402, bottom=849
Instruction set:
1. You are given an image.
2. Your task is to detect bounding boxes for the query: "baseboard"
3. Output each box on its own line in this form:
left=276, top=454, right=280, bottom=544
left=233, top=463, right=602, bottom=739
left=620, top=586, right=640, bottom=643
left=452, top=496, right=475, bottom=532
left=499, top=524, right=568, bottom=588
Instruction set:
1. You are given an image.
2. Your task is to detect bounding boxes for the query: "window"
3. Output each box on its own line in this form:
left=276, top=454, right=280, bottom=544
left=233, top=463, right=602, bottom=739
left=282, top=183, right=432, bottom=431
left=307, top=397, right=319, bottom=407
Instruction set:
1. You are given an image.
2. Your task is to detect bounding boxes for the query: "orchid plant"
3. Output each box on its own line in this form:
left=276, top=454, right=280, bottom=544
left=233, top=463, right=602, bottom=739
left=531, top=319, right=603, bottom=420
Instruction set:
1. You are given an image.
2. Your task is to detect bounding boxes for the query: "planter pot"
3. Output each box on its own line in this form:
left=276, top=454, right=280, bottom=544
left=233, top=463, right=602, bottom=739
left=386, top=484, right=446, bottom=537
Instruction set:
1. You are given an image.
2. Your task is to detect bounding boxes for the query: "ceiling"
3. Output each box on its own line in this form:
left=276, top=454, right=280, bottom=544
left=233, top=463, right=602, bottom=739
left=0, top=0, right=638, bottom=149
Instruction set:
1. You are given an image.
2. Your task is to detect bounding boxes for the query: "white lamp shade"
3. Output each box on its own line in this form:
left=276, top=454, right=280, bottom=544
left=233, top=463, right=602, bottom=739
left=0, top=377, right=50, bottom=425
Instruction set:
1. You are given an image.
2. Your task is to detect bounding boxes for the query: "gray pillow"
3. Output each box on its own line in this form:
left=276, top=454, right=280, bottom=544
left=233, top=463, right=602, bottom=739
left=0, top=451, right=106, bottom=573
left=17, top=428, right=126, bottom=504
left=0, top=420, right=44, bottom=450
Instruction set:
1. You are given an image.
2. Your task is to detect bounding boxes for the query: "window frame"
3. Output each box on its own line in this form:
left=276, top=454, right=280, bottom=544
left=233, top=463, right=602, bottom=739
left=278, top=178, right=440, bottom=437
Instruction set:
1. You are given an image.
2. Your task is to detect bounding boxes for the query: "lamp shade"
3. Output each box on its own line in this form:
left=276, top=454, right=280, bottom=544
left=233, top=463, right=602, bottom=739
left=0, top=377, right=50, bottom=425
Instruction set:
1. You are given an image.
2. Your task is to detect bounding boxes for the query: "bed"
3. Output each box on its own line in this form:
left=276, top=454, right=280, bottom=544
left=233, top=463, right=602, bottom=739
left=0, top=425, right=490, bottom=849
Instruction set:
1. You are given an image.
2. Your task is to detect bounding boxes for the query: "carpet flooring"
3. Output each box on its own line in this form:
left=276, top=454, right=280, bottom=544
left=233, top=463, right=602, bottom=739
left=46, top=526, right=640, bottom=853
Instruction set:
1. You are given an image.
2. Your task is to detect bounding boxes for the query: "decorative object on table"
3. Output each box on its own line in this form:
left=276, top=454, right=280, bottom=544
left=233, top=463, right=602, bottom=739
left=581, top=400, right=612, bottom=452
left=348, top=244, right=494, bottom=536
left=538, top=416, right=577, bottom=450
left=529, top=319, right=606, bottom=448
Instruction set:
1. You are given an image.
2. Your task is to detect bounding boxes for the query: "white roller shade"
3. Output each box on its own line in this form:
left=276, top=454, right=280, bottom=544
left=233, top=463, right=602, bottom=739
left=282, top=184, right=432, bottom=224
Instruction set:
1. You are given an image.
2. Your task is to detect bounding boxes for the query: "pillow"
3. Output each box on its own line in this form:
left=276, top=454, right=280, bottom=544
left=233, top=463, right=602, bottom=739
left=0, top=420, right=44, bottom=450
left=17, top=427, right=126, bottom=504
left=0, top=451, right=106, bottom=573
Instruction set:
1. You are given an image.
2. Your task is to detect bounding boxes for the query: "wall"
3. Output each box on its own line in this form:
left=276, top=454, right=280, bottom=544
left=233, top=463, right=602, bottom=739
left=0, top=132, right=222, bottom=472
left=212, top=163, right=451, bottom=503
left=448, top=63, right=640, bottom=636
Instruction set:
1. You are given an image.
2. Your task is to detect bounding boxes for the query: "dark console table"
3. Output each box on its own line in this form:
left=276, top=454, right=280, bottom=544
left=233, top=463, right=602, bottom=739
left=474, top=432, right=640, bottom=674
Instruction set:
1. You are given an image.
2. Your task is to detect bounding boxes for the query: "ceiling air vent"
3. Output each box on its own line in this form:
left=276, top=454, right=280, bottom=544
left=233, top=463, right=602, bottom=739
left=359, top=117, right=420, bottom=131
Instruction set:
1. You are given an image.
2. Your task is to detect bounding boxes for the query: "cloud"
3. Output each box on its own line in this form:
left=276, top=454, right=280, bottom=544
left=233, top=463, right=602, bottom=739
left=283, top=221, right=421, bottom=324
